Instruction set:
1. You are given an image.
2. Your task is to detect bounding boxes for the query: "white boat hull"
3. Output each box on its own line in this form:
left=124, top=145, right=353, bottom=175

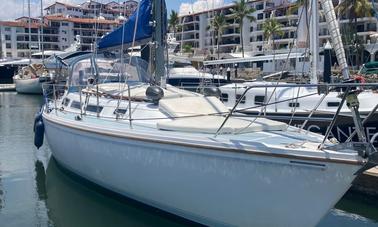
left=14, top=78, right=42, bottom=94
left=43, top=115, right=360, bottom=227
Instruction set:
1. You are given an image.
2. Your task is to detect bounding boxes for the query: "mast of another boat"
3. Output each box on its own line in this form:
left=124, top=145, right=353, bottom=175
left=154, top=0, right=166, bottom=86
left=319, top=0, right=350, bottom=79
left=309, top=0, right=319, bottom=84
left=28, top=0, right=32, bottom=65
left=40, top=0, right=45, bottom=64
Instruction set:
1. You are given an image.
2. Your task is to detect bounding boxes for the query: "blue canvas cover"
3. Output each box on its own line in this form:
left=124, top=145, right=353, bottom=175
left=98, top=0, right=153, bottom=50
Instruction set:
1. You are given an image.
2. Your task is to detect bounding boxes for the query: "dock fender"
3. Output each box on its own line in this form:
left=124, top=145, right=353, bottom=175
left=34, top=111, right=43, bottom=132
left=34, top=108, right=44, bottom=149
left=34, top=120, right=44, bottom=149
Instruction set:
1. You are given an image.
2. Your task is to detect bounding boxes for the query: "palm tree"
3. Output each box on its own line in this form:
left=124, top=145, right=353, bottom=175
left=336, top=0, right=372, bottom=31
left=336, top=0, right=372, bottom=66
left=263, top=18, right=284, bottom=51
left=168, top=10, right=179, bottom=35
left=263, top=18, right=283, bottom=70
left=231, top=0, right=256, bottom=58
left=208, top=13, right=227, bottom=60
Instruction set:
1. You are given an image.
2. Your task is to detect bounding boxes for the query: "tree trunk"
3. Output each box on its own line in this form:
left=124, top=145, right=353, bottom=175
left=241, top=22, right=244, bottom=58
left=272, top=38, right=276, bottom=71
left=352, top=16, right=359, bottom=68
left=217, top=32, right=220, bottom=60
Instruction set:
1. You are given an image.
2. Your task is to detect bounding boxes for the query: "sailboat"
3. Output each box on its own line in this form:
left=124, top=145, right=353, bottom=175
left=14, top=36, right=82, bottom=94
left=13, top=0, right=82, bottom=95
left=218, top=0, right=378, bottom=144
left=39, top=0, right=378, bottom=226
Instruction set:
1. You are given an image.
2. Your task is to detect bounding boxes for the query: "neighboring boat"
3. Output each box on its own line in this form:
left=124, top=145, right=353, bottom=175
left=167, top=57, right=228, bottom=90
left=216, top=0, right=378, bottom=144
left=13, top=63, right=49, bottom=94
left=14, top=36, right=82, bottom=94
left=219, top=81, right=378, bottom=143
left=40, top=0, right=378, bottom=226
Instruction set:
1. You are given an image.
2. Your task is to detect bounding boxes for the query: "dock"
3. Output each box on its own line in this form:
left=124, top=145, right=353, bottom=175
left=0, top=84, right=15, bottom=92
left=352, top=167, right=378, bottom=197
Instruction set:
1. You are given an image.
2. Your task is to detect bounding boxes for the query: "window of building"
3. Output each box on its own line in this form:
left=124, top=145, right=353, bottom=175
left=4, top=27, right=11, bottom=32
left=17, top=52, right=25, bottom=58
left=256, top=4, right=264, bottom=10
left=6, top=43, right=11, bottom=49
left=5, top=35, right=11, bottom=41
left=6, top=52, right=12, bottom=57
left=256, top=35, right=263, bottom=41
left=257, top=13, right=264, bottom=20
left=62, top=22, right=69, bottom=26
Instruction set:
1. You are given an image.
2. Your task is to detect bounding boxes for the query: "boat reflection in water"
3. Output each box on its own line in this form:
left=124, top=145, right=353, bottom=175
left=42, top=159, right=193, bottom=227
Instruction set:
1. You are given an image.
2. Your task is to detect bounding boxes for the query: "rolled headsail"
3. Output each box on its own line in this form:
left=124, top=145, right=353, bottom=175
left=320, top=0, right=350, bottom=79
left=98, top=0, right=153, bottom=50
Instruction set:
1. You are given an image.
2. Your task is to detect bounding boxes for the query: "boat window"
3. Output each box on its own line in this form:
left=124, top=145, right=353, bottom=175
left=62, top=98, right=70, bottom=106
left=254, top=96, right=265, bottom=105
left=327, top=102, right=340, bottom=107
left=71, top=101, right=81, bottom=109
left=114, top=108, right=127, bottom=115
left=86, top=105, right=103, bottom=113
left=289, top=102, right=300, bottom=108
left=69, top=54, right=151, bottom=88
left=221, top=93, right=229, bottom=102
left=236, top=94, right=246, bottom=104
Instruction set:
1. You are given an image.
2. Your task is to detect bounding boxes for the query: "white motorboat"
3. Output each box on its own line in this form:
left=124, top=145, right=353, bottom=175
left=168, top=58, right=228, bottom=89
left=38, top=0, right=378, bottom=226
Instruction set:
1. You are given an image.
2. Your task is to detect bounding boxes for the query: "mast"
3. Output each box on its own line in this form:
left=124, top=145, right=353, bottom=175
left=28, top=0, right=31, bottom=65
left=309, top=0, right=319, bottom=84
left=154, top=0, right=166, bottom=85
left=320, top=0, right=350, bottom=79
left=40, top=0, right=45, bottom=64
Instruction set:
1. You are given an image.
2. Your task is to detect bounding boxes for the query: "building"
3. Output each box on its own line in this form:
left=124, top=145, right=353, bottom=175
left=0, top=0, right=138, bottom=59
left=176, top=0, right=378, bottom=65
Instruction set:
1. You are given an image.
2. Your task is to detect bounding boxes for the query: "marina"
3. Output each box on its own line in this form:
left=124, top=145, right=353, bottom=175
left=0, top=0, right=378, bottom=226
left=0, top=91, right=377, bottom=226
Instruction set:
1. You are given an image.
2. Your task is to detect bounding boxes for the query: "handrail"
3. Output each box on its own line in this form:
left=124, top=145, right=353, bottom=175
left=214, top=83, right=378, bottom=138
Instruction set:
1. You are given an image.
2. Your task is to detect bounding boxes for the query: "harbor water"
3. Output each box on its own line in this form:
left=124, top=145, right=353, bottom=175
left=0, top=91, right=377, bottom=227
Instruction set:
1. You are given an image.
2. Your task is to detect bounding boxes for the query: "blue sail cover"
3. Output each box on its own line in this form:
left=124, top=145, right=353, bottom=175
left=98, top=0, right=152, bottom=50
